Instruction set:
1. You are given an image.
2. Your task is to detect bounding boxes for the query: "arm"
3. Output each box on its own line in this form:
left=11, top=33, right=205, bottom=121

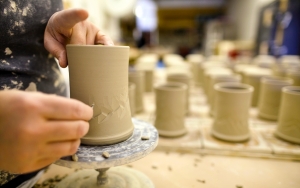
left=44, top=8, right=114, bottom=68
left=0, top=90, right=93, bottom=173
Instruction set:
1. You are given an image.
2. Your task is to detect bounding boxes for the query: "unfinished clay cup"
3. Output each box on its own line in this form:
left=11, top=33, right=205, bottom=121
left=128, top=82, right=136, bottom=117
left=212, top=82, right=253, bottom=142
left=208, top=74, right=241, bottom=116
left=186, top=54, right=204, bottom=86
left=143, top=70, right=154, bottom=92
left=67, top=45, right=134, bottom=145
left=128, top=70, right=145, bottom=113
left=287, top=69, right=300, bottom=86
left=275, top=86, right=300, bottom=144
left=258, top=76, right=294, bottom=121
left=243, top=69, right=271, bottom=107
left=167, top=73, right=191, bottom=114
left=154, top=82, right=187, bottom=137
left=203, top=68, right=232, bottom=95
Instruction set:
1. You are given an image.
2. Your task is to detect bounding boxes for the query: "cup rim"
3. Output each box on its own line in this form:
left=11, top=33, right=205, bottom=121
left=261, top=76, right=294, bottom=85
left=66, top=44, right=129, bottom=49
left=211, top=74, right=241, bottom=81
left=167, top=73, right=191, bottom=80
left=155, top=82, right=187, bottom=91
left=129, top=70, right=145, bottom=77
left=282, top=86, right=300, bottom=95
left=214, top=82, right=253, bottom=93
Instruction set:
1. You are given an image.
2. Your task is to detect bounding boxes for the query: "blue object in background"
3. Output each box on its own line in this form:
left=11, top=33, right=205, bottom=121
left=269, top=0, right=300, bottom=56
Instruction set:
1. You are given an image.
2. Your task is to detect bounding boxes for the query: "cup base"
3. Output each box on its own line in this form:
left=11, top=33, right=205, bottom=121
left=258, top=111, right=278, bottom=121
left=157, top=128, right=187, bottom=138
left=274, top=130, right=300, bottom=145
left=81, top=126, right=134, bottom=146
left=211, top=129, right=250, bottom=142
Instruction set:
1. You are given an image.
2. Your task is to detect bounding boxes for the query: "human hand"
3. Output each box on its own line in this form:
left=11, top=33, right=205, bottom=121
left=0, top=90, right=93, bottom=173
left=44, top=8, right=114, bottom=68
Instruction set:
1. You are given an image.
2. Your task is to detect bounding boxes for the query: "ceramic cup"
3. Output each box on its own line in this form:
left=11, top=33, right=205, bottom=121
left=67, top=45, right=134, bottom=145
left=167, top=73, right=191, bottom=114
left=286, top=69, right=300, bottom=86
left=128, top=82, right=136, bottom=117
left=258, top=76, right=294, bottom=121
left=128, top=71, right=145, bottom=113
left=154, top=82, right=187, bottom=137
left=203, top=68, right=232, bottom=95
left=212, top=82, right=253, bottom=142
left=275, top=86, right=300, bottom=144
left=143, top=70, right=154, bottom=92
left=243, top=69, right=271, bottom=107
left=208, top=74, right=241, bottom=116
left=186, top=54, right=204, bottom=86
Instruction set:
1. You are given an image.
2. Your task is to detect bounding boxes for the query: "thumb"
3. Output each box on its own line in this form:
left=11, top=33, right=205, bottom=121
left=53, top=8, right=89, bottom=38
left=44, top=8, right=89, bottom=68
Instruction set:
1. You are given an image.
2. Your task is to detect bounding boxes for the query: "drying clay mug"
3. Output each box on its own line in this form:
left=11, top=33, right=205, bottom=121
left=167, top=73, right=191, bottom=114
left=129, top=70, right=145, bottom=113
left=212, top=82, right=253, bottom=142
left=67, top=45, right=134, bottom=145
left=275, top=86, right=300, bottom=144
left=258, top=76, right=294, bottom=121
left=154, top=82, right=187, bottom=137
left=208, top=74, right=241, bottom=116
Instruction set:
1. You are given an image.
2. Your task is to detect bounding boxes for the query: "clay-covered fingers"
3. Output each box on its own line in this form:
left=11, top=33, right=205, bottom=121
left=45, top=120, right=89, bottom=142
left=40, top=95, right=93, bottom=121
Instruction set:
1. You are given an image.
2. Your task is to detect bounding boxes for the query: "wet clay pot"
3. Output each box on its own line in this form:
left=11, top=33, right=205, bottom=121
left=128, top=82, right=136, bottom=117
left=212, top=82, right=253, bottom=142
left=128, top=70, right=145, bottom=113
left=258, top=76, right=294, bottom=121
left=167, top=73, right=191, bottom=114
left=275, top=86, right=300, bottom=144
left=67, top=45, right=134, bottom=145
left=154, top=82, right=187, bottom=137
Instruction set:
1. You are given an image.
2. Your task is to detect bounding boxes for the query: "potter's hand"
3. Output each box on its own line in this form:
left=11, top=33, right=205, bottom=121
left=0, top=90, right=93, bottom=173
left=44, top=8, right=114, bottom=68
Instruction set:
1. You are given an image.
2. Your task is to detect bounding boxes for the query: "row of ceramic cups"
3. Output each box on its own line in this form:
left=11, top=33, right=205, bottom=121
left=139, top=78, right=300, bottom=145
left=211, top=81, right=300, bottom=144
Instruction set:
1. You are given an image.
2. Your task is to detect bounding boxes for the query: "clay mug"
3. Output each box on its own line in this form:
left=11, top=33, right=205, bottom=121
left=186, top=54, right=204, bottom=86
left=212, top=82, right=253, bottom=142
left=203, top=67, right=232, bottom=95
left=208, top=74, right=241, bottom=116
left=243, top=68, right=271, bottom=107
left=135, top=56, right=157, bottom=92
left=258, top=76, right=294, bottom=120
left=128, top=70, right=145, bottom=113
left=286, top=68, right=300, bottom=86
left=167, top=73, right=191, bottom=114
left=275, top=86, right=300, bottom=144
left=154, top=82, right=187, bottom=137
left=199, top=61, right=227, bottom=87
left=67, top=45, right=134, bottom=145
left=128, top=82, right=136, bottom=116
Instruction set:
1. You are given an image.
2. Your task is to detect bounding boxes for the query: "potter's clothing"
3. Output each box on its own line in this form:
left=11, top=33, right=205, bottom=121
left=0, top=0, right=65, bottom=187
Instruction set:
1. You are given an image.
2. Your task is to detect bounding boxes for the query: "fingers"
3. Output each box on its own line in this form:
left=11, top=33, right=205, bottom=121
left=41, top=95, right=93, bottom=121
left=54, top=8, right=89, bottom=37
left=45, top=120, right=89, bottom=142
left=95, top=31, right=114, bottom=46
left=44, top=139, right=81, bottom=158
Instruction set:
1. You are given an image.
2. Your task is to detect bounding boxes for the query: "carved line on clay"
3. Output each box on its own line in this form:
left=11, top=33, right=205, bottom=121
left=89, top=87, right=129, bottom=124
